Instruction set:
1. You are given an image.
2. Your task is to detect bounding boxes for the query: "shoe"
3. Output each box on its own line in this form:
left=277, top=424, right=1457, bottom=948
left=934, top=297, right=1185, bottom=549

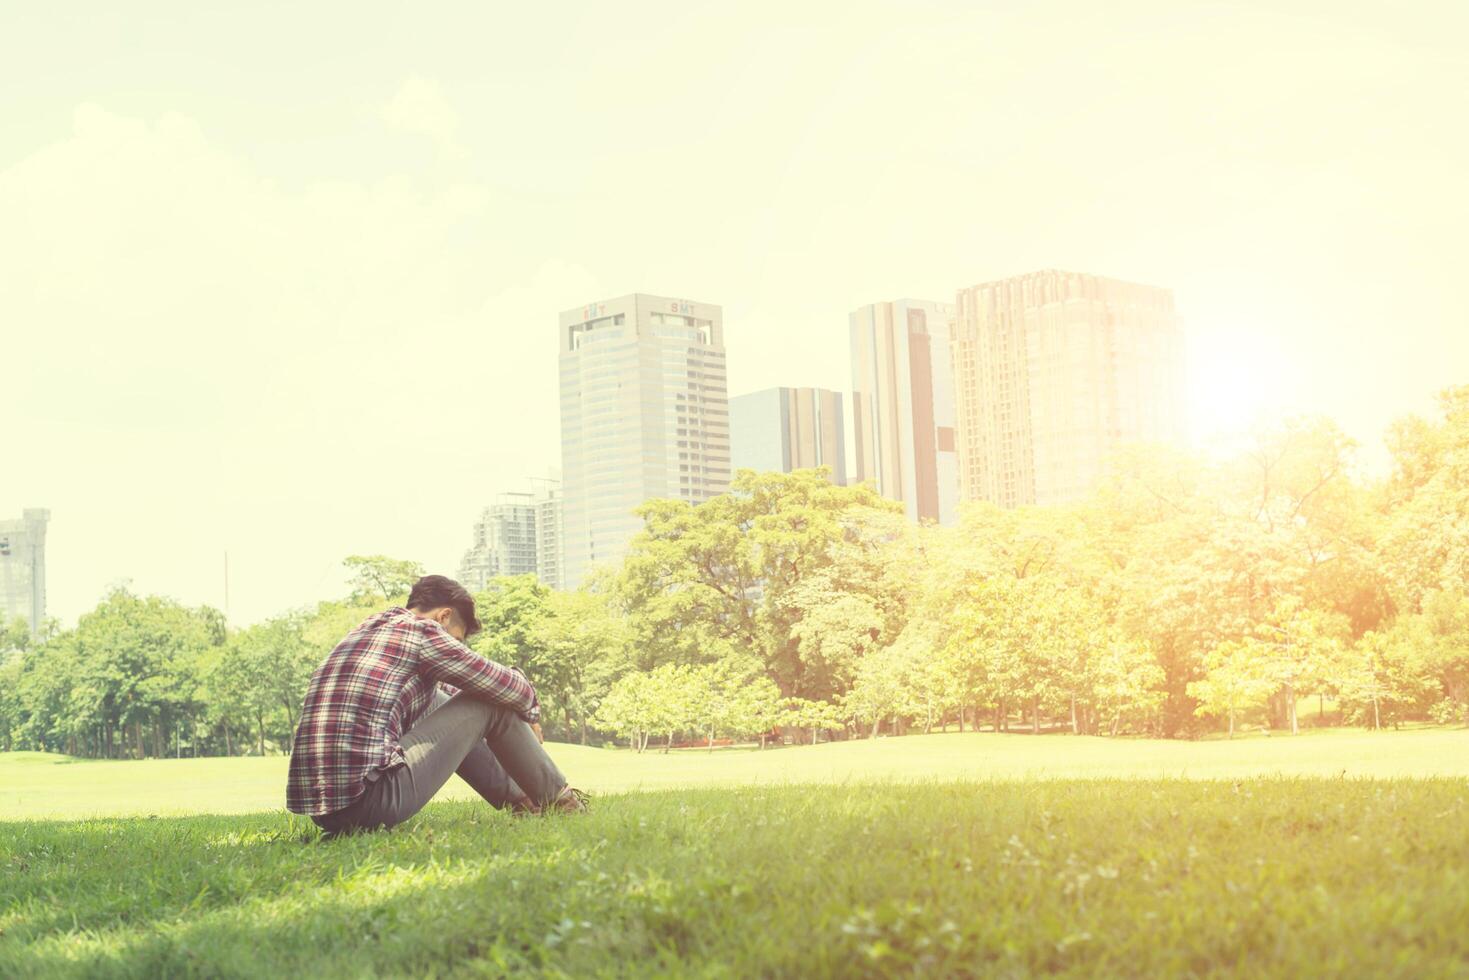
left=549, top=786, right=590, bottom=813
left=509, top=786, right=589, bottom=816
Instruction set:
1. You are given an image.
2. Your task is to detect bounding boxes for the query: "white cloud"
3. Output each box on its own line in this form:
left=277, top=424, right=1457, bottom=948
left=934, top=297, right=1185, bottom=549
left=379, top=76, right=469, bottom=162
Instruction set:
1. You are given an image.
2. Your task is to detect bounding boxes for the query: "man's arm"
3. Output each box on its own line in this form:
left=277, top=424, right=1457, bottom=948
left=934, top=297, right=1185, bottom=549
left=417, top=625, right=540, bottom=723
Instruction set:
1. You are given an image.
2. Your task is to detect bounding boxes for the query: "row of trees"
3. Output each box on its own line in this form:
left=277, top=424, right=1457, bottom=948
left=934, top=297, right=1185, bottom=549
left=0, top=557, right=416, bottom=757
left=2, top=386, right=1466, bottom=756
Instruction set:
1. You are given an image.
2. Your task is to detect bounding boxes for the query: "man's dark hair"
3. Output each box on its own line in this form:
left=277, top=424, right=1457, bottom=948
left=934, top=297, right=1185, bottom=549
left=406, top=575, right=482, bottom=638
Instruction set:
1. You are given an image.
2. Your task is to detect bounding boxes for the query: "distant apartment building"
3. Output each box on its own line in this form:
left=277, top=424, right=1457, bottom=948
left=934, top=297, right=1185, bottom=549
left=729, top=386, right=847, bottom=484
left=0, top=508, right=49, bottom=637
left=849, top=299, right=959, bottom=523
left=458, top=479, right=563, bottom=593
left=952, top=269, right=1185, bottom=508
left=559, top=294, right=730, bottom=588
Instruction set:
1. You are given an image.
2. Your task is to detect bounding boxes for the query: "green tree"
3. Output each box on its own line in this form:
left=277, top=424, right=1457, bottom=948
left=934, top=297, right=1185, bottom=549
left=343, top=554, right=424, bottom=603
left=782, top=697, right=849, bottom=744
left=526, top=588, right=631, bottom=743
left=1380, top=386, right=1469, bottom=613
left=1186, top=639, right=1275, bottom=738
left=617, top=468, right=900, bottom=697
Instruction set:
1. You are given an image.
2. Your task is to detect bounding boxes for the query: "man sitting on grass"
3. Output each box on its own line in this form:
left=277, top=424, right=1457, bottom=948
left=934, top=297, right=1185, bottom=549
left=286, top=574, right=586, bottom=833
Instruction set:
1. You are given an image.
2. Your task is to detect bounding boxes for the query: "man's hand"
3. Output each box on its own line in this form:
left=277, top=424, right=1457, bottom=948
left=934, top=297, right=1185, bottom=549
left=530, top=722, right=543, bottom=744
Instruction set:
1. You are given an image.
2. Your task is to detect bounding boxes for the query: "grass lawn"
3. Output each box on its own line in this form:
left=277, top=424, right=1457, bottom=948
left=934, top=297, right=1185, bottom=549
left=4, top=726, right=1468, bottom=822
left=4, top=729, right=1468, bottom=977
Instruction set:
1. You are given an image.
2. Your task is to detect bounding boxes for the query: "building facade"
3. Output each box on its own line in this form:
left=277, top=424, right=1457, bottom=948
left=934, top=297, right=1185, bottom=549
left=849, top=299, right=959, bottom=523
left=458, top=479, right=563, bottom=593
left=952, top=269, right=1185, bottom=508
left=559, top=294, right=730, bottom=587
left=0, top=508, right=49, bottom=637
left=729, top=386, right=847, bottom=484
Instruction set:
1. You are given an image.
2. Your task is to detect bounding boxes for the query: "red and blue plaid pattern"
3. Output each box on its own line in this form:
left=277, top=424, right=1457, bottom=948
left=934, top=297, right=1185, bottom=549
left=286, top=606, right=539, bottom=816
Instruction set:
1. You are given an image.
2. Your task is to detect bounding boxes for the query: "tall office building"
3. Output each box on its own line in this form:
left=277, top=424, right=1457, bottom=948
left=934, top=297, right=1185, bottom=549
left=729, top=386, right=847, bottom=484
left=849, top=299, right=959, bottom=524
left=0, top=508, right=49, bottom=637
left=952, top=269, right=1185, bottom=508
left=458, top=478, right=564, bottom=592
left=559, top=294, right=730, bottom=587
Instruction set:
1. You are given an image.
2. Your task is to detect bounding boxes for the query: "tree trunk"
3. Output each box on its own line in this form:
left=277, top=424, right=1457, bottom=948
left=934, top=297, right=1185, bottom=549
left=707, top=724, right=716, bottom=753
left=664, top=732, right=673, bottom=754
left=1070, top=697, right=1078, bottom=735
left=223, top=719, right=234, bottom=757
left=580, top=717, right=588, bottom=746
left=1228, top=707, right=1235, bottom=739
left=256, top=712, right=266, bottom=755
left=1287, top=682, right=1298, bottom=736
left=1031, top=699, right=1040, bottom=736
left=134, top=721, right=144, bottom=760
left=1372, top=694, right=1380, bottom=731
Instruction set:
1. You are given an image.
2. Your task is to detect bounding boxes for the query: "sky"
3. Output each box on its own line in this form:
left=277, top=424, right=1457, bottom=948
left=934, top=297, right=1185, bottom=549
left=2, top=1, right=1466, bottom=628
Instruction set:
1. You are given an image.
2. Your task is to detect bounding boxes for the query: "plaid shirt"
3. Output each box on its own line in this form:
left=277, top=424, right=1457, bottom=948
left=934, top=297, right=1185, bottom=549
left=286, top=605, right=539, bottom=816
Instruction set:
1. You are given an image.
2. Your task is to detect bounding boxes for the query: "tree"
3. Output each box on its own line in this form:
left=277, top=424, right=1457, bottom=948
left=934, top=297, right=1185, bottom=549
left=1187, top=640, right=1274, bottom=738
left=526, top=588, right=631, bottom=743
left=783, top=697, right=849, bottom=744
left=593, top=665, right=695, bottom=753
left=617, top=469, right=900, bottom=697
left=1092, top=636, right=1167, bottom=736
left=1336, top=630, right=1439, bottom=730
left=343, top=554, right=424, bottom=603
left=1380, top=386, right=1469, bottom=614
left=1252, top=595, right=1349, bottom=735
left=70, top=589, right=225, bottom=759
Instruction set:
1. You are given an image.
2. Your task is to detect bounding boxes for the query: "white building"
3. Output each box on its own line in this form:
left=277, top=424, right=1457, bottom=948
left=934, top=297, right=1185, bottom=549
left=0, top=508, right=49, bottom=637
left=729, top=386, right=847, bottom=484
left=559, top=294, right=730, bottom=587
left=458, top=479, right=563, bottom=592
left=849, top=299, right=959, bottom=524
left=952, top=270, right=1186, bottom=507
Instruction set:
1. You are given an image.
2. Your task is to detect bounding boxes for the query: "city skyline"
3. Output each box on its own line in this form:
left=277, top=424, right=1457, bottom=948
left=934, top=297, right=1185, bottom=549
left=4, top=2, right=1465, bottom=627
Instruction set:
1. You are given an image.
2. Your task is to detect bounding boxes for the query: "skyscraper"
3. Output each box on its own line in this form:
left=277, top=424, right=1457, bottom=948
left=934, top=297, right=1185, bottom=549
left=0, top=508, right=49, bottom=637
left=458, top=478, right=563, bottom=593
left=559, top=294, right=730, bottom=587
left=952, top=269, right=1185, bottom=508
left=729, top=386, right=847, bottom=484
left=849, top=299, right=958, bottom=523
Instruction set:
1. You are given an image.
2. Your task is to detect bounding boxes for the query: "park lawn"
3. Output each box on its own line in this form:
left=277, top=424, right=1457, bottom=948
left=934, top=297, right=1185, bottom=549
left=3, top=779, right=1468, bottom=977
left=4, top=726, right=1469, bottom=821
left=4, top=731, right=1469, bottom=977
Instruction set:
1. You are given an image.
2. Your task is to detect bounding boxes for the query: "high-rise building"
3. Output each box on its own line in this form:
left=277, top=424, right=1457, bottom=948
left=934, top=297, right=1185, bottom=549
left=849, top=299, right=959, bottom=523
left=0, top=508, right=49, bottom=637
left=729, top=386, right=847, bottom=484
left=559, top=294, right=730, bottom=587
left=458, top=478, right=563, bottom=593
left=952, top=269, right=1185, bottom=508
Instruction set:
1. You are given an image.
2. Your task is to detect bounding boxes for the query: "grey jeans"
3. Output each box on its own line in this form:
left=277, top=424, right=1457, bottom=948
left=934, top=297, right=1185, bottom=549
left=312, top=688, right=568, bottom=833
